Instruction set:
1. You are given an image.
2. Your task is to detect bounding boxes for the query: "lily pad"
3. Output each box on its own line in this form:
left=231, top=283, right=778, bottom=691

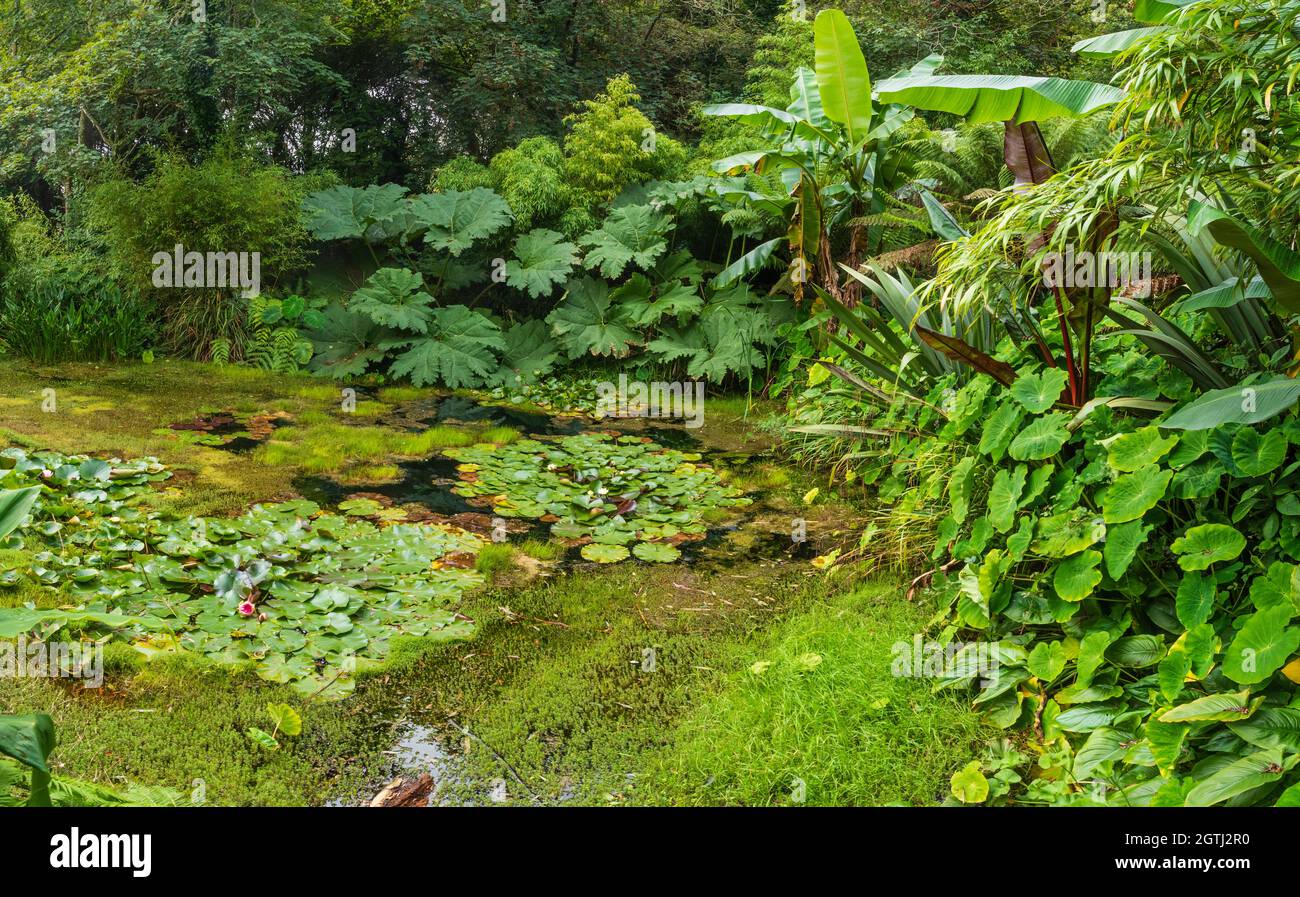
left=632, top=541, right=681, bottom=563
left=580, top=543, right=630, bottom=563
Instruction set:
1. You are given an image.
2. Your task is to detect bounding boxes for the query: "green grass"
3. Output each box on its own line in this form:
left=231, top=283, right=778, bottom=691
left=474, top=543, right=517, bottom=577
left=478, top=426, right=521, bottom=445
left=630, top=580, right=992, bottom=806
left=377, top=386, right=434, bottom=403
left=517, top=538, right=565, bottom=561
left=401, top=424, right=498, bottom=453
left=377, top=568, right=986, bottom=807
left=0, top=648, right=393, bottom=806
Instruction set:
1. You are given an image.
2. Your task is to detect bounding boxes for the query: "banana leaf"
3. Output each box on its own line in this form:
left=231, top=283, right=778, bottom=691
left=1004, top=121, right=1056, bottom=188
left=813, top=9, right=873, bottom=146
left=913, top=325, right=1018, bottom=385
left=1072, top=26, right=1170, bottom=57
left=872, top=74, right=1123, bottom=124
left=1187, top=201, right=1300, bottom=315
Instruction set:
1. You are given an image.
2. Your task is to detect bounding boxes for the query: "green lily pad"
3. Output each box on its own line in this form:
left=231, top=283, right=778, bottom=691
left=580, top=543, right=630, bottom=564
left=632, top=541, right=681, bottom=563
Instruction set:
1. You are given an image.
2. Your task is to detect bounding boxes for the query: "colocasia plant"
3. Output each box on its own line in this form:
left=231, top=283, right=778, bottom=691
left=916, top=368, right=1300, bottom=806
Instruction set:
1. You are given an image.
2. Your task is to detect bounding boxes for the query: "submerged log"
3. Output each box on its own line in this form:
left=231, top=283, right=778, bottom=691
left=369, top=774, right=435, bottom=807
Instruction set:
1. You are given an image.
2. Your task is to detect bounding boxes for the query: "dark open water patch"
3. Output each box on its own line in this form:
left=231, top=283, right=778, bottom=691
left=379, top=394, right=586, bottom=436
left=293, top=455, right=477, bottom=516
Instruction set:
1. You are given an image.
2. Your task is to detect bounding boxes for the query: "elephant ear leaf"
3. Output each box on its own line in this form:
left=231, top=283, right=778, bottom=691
left=1185, top=749, right=1294, bottom=807
left=1224, top=604, right=1300, bottom=685
left=0, top=713, right=54, bottom=772
left=505, top=229, right=579, bottom=299
left=0, top=713, right=55, bottom=806
left=266, top=703, right=302, bottom=737
left=409, top=188, right=513, bottom=256
left=1187, top=201, right=1300, bottom=315
left=1010, top=367, right=1068, bottom=413
left=813, top=9, right=872, bottom=146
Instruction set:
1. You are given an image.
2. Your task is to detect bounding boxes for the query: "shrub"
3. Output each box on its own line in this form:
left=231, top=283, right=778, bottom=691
left=562, top=75, right=682, bottom=209
left=0, top=270, right=155, bottom=364
left=0, top=198, right=15, bottom=277
left=429, top=156, right=495, bottom=193
left=88, top=149, right=310, bottom=357
left=489, top=136, right=569, bottom=232
left=0, top=197, right=155, bottom=363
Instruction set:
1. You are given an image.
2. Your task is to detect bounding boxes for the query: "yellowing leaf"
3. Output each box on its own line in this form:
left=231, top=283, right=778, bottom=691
left=1283, top=658, right=1300, bottom=684
left=794, top=652, right=823, bottom=672
left=950, top=761, right=989, bottom=803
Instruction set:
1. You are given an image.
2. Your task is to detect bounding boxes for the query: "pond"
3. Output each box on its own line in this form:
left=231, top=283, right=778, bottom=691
left=0, top=361, right=976, bottom=806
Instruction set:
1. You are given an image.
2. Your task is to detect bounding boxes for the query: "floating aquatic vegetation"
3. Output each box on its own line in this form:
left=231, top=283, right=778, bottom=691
left=483, top=378, right=606, bottom=418
left=155, top=408, right=290, bottom=447
left=444, top=433, right=750, bottom=562
left=0, top=448, right=482, bottom=699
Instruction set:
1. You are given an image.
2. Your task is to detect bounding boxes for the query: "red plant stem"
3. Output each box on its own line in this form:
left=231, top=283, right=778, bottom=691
left=1028, top=317, right=1057, bottom=368
left=1053, top=287, right=1081, bottom=405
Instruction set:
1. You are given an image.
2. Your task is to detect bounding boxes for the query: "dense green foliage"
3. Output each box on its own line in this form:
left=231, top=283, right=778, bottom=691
left=4, top=0, right=1300, bottom=809
left=781, top=0, right=1300, bottom=806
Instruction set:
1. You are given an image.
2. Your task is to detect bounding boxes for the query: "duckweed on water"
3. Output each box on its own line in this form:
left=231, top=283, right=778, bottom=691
left=0, top=448, right=484, bottom=699
left=444, top=433, right=751, bottom=562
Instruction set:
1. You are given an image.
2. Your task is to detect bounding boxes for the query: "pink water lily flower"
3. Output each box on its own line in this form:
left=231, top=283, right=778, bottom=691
left=237, top=601, right=256, bottom=617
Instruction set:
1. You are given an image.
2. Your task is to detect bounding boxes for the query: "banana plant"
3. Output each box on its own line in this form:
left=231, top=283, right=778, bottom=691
left=1105, top=204, right=1292, bottom=391
left=1072, top=0, right=1193, bottom=58
left=872, top=70, right=1122, bottom=193
left=706, top=9, right=938, bottom=306
left=814, top=258, right=1014, bottom=405
left=871, top=67, right=1127, bottom=402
